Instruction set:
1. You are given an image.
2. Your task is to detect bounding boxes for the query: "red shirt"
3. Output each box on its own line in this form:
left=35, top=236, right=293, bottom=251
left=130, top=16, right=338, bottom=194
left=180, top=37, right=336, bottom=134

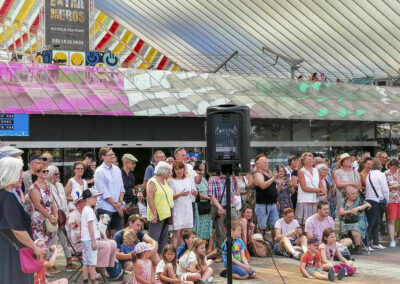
left=34, top=259, right=46, bottom=284
left=300, top=250, right=321, bottom=272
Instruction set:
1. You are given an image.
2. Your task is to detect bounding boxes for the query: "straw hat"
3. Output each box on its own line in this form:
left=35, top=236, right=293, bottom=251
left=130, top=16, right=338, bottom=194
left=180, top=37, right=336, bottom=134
left=338, top=153, right=351, bottom=167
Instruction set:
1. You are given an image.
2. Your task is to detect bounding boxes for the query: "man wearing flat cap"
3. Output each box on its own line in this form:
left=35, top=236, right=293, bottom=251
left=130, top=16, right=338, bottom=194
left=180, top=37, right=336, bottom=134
left=0, top=146, right=23, bottom=159
left=121, top=154, right=138, bottom=223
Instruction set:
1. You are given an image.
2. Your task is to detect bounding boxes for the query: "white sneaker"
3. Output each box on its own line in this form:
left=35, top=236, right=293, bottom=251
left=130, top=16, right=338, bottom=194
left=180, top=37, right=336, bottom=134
left=389, top=241, right=396, bottom=248
left=372, top=244, right=386, bottom=249
left=363, top=246, right=374, bottom=252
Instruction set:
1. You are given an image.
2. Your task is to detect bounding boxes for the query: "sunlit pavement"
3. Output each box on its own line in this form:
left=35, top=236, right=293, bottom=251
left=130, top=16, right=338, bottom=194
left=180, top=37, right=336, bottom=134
left=52, top=240, right=400, bottom=284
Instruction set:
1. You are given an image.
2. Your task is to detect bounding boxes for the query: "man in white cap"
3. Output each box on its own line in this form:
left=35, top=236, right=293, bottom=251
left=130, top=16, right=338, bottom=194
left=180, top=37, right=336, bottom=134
left=121, top=153, right=138, bottom=223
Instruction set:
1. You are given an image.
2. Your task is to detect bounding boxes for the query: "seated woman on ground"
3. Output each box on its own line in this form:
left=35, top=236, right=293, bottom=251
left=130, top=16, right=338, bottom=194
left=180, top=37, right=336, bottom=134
left=156, top=244, right=193, bottom=284
left=319, top=228, right=356, bottom=276
left=179, top=238, right=213, bottom=284
left=274, top=208, right=307, bottom=260
left=239, top=207, right=255, bottom=250
left=338, top=185, right=371, bottom=255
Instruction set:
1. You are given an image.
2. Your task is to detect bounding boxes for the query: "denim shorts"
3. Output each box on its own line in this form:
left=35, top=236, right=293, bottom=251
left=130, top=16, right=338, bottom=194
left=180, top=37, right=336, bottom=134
left=97, top=208, right=124, bottom=231
left=273, top=239, right=295, bottom=255
left=255, top=203, right=279, bottom=230
left=228, top=263, right=256, bottom=277
left=82, top=240, right=98, bottom=266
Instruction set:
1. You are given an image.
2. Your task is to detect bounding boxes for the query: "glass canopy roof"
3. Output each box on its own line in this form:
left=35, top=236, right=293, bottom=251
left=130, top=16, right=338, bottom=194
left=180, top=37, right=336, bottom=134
left=1, top=61, right=400, bottom=121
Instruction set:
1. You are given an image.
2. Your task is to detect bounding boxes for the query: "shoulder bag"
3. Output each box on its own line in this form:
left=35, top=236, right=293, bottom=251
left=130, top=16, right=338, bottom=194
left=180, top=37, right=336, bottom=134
left=341, top=197, right=359, bottom=224
left=196, top=190, right=211, bottom=215
left=52, top=185, right=67, bottom=228
left=0, top=231, right=42, bottom=273
left=368, top=174, right=387, bottom=211
left=155, top=179, right=174, bottom=224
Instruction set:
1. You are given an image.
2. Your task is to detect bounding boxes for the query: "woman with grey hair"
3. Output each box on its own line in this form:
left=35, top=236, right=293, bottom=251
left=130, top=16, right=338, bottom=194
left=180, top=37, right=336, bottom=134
left=146, top=161, right=174, bottom=254
left=47, top=165, right=79, bottom=271
left=0, top=157, right=46, bottom=284
left=316, top=163, right=329, bottom=202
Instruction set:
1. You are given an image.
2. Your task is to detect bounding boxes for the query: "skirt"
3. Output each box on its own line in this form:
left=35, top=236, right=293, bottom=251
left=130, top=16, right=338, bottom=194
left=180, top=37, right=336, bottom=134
left=296, top=202, right=317, bottom=225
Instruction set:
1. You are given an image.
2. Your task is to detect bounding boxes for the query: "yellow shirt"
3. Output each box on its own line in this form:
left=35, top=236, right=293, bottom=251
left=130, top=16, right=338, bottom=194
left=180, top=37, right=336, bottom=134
left=147, top=177, right=174, bottom=221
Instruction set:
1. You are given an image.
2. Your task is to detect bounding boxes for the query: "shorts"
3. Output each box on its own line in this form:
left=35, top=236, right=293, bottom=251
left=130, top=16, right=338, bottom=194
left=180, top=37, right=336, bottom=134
left=226, top=263, right=255, bottom=277
left=385, top=203, right=400, bottom=221
left=97, top=208, right=124, bottom=231
left=304, top=267, right=321, bottom=276
left=255, top=203, right=279, bottom=230
left=273, top=239, right=295, bottom=255
left=82, top=240, right=98, bottom=266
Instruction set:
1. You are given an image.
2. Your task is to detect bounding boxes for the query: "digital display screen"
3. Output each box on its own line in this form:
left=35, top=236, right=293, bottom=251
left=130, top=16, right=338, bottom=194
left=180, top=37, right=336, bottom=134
left=0, top=114, right=29, bottom=136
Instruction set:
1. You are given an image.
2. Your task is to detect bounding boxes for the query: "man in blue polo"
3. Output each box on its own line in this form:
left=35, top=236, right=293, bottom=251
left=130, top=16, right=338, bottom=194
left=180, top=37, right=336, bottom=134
left=94, top=147, right=125, bottom=237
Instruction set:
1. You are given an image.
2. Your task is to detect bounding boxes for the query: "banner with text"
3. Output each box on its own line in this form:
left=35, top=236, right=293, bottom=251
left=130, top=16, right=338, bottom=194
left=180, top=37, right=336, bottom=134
left=45, top=0, right=90, bottom=51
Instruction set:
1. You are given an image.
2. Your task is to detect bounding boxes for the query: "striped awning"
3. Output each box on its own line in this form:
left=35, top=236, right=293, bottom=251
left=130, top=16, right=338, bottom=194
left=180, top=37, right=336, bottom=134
left=96, top=0, right=400, bottom=81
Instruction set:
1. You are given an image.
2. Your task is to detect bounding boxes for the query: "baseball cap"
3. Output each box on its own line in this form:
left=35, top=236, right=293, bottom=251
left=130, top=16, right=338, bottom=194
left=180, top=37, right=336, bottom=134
left=30, top=154, right=46, bottom=162
left=308, top=237, right=320, bottom=245
left=82, top=188, right=102, bottom=200
left=122, top=153, right=138, bottom=162
left=0, top=146, right=23, bottom=159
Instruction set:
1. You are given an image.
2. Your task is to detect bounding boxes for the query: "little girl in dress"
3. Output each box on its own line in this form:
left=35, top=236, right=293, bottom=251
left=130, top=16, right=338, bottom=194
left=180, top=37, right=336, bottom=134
left=132, top=242, right=155, bottom=284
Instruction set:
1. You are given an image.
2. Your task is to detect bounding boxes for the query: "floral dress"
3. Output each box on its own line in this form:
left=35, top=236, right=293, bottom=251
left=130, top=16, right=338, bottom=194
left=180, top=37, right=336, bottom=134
left=385, top=170, right=400, bottom=204
left=194, top=177, right=213, bottom=240
left=276, top=178, right=293, bottom=217
left=30, top=183, right=55, bottom=245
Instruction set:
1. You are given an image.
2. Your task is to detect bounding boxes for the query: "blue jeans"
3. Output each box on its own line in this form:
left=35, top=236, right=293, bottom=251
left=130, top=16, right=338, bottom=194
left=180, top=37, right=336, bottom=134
left=255, top=203, right=279, bottom=230
left=226, top=263, right=256, bottom=277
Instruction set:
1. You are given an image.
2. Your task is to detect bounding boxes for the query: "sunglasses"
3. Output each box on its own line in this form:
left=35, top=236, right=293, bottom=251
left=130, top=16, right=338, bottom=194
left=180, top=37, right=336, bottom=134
left=54, top=173, right=60, bottom=176
left=40, top=170, right=49, bottom=174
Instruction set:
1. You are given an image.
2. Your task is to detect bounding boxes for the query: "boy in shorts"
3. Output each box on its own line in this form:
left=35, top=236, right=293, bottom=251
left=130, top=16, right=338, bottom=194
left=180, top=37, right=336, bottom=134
left=300, top=238, right=345, bottom=281
left=81, top=189, right=102, bottom=284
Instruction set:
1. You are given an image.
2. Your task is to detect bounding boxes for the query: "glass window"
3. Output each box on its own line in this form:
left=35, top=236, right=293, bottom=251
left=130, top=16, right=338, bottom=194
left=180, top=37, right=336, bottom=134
left=292, top=120, right=312, bottom=141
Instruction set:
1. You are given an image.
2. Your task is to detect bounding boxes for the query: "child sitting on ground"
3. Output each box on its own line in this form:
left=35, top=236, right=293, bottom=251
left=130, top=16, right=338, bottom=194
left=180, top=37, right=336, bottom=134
left=320, top=228, right=356, bottom=276
left=156, top=244, right=193, bottom=284
left=133, top=242, right=155, bottom=284
left=34, top=239, right=68, bottom=284
left=179, top=238, right=214, bottom=284
left=177, top=229, right=197, bottom=259
left=119, top=229, right=137, bottom=271
left=300, top=237, right=346, bottom=281
left=222, top=221, right=256, bottom=280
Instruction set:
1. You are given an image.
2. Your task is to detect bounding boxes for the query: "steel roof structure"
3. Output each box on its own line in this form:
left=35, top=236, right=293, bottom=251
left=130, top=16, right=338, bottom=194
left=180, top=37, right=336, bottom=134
left=1, top=61, right=400, bottom=122
left=96, top=0, right=400, bottom=81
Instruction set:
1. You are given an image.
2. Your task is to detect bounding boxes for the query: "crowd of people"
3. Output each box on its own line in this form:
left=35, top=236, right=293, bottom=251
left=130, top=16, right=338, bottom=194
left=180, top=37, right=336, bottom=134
left=0, top=145, right=398, bottom=283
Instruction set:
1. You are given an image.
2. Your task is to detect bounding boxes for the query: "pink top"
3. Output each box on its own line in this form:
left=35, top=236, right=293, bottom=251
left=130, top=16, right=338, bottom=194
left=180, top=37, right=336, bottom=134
left=320, top=243, right=338, bottom=262
left=132, top=259, right=152, bottom=284
left=305, top=214, right=334, bottom=242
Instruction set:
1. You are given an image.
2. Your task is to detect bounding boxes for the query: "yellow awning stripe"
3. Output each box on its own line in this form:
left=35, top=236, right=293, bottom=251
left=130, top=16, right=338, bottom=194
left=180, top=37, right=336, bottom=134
left=139, top=48, right=157, bottom=69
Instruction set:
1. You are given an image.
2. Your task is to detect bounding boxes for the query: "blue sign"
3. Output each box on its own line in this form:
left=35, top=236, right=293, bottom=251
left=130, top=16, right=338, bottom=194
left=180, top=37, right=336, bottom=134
left=0, top=114, right=29, bottom=136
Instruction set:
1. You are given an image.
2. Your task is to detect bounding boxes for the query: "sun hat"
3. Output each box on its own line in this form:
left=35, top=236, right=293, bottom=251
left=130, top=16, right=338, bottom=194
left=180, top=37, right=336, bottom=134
left=72, top=192, right=83, bottom=204
left=0, top=146, right=23, bottom=159
left=251, top=233, right=264, bottom=241
left=133, top=242, right=153, bottom=254
left=338, top=153, right=351, bottom=167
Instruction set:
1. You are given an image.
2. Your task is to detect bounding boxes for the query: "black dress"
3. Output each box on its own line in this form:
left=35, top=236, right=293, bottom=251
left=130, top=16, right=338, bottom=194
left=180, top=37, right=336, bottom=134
left=0, top=190, right=34, bottom=284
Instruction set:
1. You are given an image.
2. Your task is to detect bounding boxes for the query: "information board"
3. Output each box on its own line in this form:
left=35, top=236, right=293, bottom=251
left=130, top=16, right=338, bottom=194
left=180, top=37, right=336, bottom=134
left=45, top=0, right=90, bottom=51
left=0, top=114, right=29, bottom=136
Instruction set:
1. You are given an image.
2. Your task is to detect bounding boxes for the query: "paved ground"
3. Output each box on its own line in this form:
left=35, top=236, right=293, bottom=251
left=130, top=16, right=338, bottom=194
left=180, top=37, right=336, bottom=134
left=51, top=239, right=400, bottom=284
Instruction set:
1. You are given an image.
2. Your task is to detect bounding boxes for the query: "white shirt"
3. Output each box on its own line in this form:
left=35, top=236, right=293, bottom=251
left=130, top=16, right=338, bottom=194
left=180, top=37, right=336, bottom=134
left=366, top=170, right=390, bottom=203
left=275, top=218, right=300, bottom=241
left=186, top=164, right=198, bottom=203
left=297, top=167, right=319, bottom=203
left=81, top=206, right=100, bottom=241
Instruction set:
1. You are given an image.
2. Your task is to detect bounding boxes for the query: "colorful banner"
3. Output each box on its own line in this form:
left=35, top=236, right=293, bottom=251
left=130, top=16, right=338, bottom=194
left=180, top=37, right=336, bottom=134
left=45, top=0, right=90, bottom=51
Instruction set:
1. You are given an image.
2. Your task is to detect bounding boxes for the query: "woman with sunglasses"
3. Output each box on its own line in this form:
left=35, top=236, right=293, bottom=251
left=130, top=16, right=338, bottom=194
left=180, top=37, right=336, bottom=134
left=65, top=161, right=88, bottom=211
left=28, top=164, right=58, bottom=247
left=47, top=165, right=80, bottom=271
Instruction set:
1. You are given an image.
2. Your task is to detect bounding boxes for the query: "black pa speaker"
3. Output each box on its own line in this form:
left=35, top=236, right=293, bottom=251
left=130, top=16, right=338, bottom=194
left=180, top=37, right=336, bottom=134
left=206, top=105, right=250, bottom=175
